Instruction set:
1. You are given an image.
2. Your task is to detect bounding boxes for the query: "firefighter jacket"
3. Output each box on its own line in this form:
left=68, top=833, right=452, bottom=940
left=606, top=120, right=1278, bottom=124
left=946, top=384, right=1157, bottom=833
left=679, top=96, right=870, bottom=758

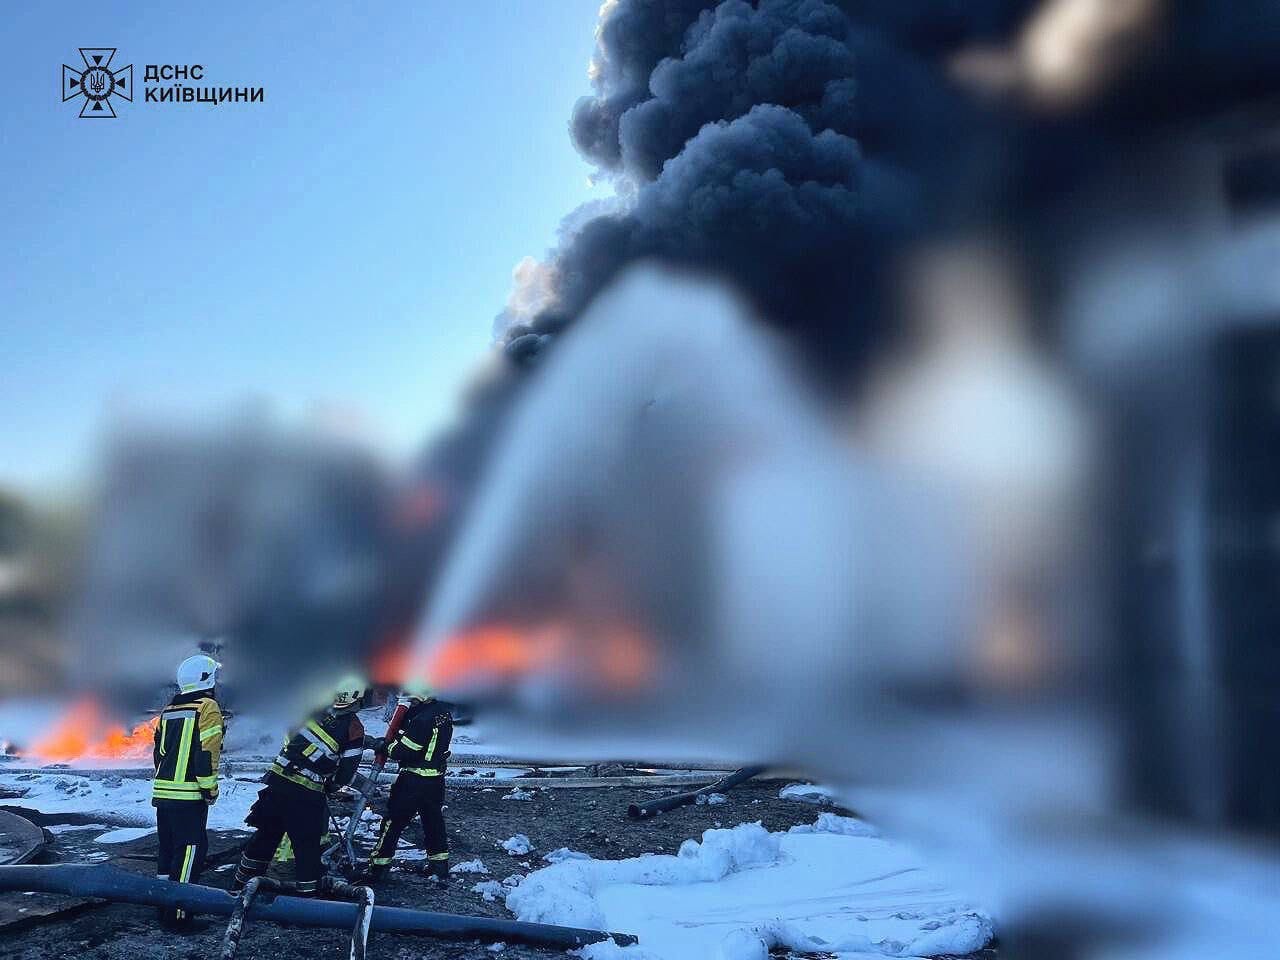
left=268, top=710, right=365, bottom=794
left=152, top=691, right=225, bottom=804
left=386, top=698, right=452, bottom=778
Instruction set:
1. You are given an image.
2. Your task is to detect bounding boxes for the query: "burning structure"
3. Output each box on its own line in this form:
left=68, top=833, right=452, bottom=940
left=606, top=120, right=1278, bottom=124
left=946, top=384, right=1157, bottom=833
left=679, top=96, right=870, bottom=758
left=409, top=0, right=1280, bottom=833
left=5, top=2, right=1280, bottom=957
left=22, top=0, right=1279, bottom=830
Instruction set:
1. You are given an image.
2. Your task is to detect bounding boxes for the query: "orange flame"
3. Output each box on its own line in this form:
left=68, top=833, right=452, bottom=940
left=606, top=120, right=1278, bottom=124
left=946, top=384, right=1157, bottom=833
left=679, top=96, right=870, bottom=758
left=26, top=699, right=159, bottom=763
left=371, top=620, right=657, bottom=695
left=428, top=623, right=569, bottom=688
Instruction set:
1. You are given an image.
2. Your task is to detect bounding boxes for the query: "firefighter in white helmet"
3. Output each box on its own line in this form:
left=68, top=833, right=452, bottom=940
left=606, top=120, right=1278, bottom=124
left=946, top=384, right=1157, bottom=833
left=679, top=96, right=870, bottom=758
left=152, top=654, right=224, bottom=930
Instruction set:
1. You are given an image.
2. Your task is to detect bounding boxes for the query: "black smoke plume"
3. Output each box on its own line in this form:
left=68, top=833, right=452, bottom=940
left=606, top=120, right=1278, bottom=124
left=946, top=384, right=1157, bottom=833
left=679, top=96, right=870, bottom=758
left=500, top=0, right=1280, bottom=386
left=504, top=0, right=1035, bottom=385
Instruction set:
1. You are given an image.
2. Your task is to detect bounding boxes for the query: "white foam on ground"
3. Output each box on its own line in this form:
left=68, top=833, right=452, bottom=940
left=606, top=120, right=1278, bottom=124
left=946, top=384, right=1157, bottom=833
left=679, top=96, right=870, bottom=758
left=96, top=826, right=156, bottom=844
left=778, top=782, right=836, bottom=804
left=42, top=823, right=109, bottom=835
left=510, top=818, right=991, bottom=960
left=0, top=771, right=258, bottom=830
left=501, top=834, right=533, bottom=855
left=543, top=847, right=593, bottom=864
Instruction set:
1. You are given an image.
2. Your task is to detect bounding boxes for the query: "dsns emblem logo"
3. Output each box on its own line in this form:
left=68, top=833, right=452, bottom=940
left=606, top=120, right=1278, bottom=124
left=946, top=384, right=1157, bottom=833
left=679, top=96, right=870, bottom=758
left=62, top=48, right=133, bottom=118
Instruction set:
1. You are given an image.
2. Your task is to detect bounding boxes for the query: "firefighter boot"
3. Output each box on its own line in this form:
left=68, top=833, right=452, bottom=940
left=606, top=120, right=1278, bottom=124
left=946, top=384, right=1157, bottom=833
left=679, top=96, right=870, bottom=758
left=352, top=863, right=390, bottom=886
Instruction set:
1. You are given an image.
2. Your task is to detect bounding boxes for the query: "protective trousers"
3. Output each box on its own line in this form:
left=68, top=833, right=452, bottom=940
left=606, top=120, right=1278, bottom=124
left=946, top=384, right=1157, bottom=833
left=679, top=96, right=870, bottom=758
left=233, top=777, right=328, bottom=895
left=370, top=773, right=448, bottom=874
left=155, top=799, right=209, bottom=926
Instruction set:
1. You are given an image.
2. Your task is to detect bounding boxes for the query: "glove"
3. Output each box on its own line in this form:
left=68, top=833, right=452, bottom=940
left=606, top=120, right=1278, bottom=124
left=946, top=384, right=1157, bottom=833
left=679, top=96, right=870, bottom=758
left=366, top=736, right=387, bottom=753
left=202, top=789, right=218, bottom=805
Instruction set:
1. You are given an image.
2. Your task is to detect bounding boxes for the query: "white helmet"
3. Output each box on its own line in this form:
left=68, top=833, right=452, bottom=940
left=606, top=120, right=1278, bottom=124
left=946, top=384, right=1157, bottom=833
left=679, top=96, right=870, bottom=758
left=177, top=655, right=221, bottom=693
left=332, top=674, right=368, bottom=712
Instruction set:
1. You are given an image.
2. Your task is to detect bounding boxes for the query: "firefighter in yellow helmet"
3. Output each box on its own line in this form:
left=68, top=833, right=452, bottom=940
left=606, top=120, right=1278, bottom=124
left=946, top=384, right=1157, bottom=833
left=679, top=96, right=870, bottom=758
left=362, top=680, right=453, bottom=882
left=152, top=654, right=225, bottom=930
left=231, top=677, right=368, bottom=896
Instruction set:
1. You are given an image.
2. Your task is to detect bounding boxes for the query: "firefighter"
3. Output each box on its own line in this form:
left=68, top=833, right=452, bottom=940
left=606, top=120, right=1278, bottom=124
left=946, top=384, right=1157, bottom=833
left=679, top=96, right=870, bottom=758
left=362, top=682, right=453, bottom=882
left=231, top=676, right=368, bottom=896
left=152, top=654, right=225, bottom=930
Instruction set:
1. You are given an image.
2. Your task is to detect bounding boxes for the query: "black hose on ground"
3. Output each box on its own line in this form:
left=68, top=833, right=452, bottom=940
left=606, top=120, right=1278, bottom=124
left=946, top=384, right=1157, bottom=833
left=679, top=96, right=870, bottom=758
left=321, top=878, right=376, bottom=960
left=0, top=864, right=636, bottom=949
left=627, top=765, right=767, bottom=819
left=221, top=875, right=279, bottom=960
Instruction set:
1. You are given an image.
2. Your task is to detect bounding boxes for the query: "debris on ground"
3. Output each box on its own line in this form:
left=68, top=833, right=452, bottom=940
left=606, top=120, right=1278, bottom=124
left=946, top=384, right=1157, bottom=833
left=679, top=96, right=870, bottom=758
left=0, top=779, right=996, bottom=959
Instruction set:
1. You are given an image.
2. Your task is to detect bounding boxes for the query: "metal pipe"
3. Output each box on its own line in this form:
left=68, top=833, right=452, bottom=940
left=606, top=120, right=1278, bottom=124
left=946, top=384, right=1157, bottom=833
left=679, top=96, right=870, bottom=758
left=0, top=864, right=637, bottom=948
left=327, top=756, right=385, bottom=873
left=627, top=765, right=767, bottom=819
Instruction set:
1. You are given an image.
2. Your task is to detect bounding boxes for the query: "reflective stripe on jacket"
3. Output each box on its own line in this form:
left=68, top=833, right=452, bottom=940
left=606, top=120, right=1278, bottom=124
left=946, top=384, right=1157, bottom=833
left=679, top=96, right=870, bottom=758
left=387, top=699, right=452, bottom=778
left=152, top=693, right=224, bottom=803
left=269, top=711, right=365, bottom=793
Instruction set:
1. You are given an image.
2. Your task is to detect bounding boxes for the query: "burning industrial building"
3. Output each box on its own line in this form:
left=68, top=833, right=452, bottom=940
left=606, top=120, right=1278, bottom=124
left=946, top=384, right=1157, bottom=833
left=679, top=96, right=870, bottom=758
left=4, top=1, right=1280, bottom=958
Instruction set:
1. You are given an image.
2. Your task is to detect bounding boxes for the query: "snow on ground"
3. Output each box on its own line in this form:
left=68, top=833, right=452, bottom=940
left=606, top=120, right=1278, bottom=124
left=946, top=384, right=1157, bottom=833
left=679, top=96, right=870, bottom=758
left=393, top=845, right=432, bottom=862
left=778, top=782, right=837, bottom=805
left=543, top=847, right=593, bottom=864
left=95, top=827, right=155, bottom=844
left=44, top=822, right=110, bottom=835
left=501, top=834, right=532, bottom=855
left=509, top=817, right=992, bottom=960
left=452, top=766, right=530, bottom=781
left=790, top=812, right=879, bottom=838
left=0, top=770, right=259, bottom=831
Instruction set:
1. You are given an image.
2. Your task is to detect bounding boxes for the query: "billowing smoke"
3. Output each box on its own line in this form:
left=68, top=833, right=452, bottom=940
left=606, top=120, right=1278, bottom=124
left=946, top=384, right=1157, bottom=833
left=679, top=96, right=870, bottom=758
left=501, top=0, right=1026, bottom=384
left=68, top=422, right=393, bottom=719
left=413, top=6, right=1280, bottom=958
left=501, top=0, right=1280, bottom=388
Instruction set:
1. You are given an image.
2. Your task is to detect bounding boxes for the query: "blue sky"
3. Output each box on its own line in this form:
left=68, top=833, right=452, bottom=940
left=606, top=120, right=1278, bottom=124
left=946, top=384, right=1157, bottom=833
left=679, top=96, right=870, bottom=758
left=2, top=2, right=603, bottom=493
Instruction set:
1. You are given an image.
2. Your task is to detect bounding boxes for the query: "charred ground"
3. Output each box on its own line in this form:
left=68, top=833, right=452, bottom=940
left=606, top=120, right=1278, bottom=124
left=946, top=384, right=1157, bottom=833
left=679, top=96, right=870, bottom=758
left=0, top=778, right=995, bottom=960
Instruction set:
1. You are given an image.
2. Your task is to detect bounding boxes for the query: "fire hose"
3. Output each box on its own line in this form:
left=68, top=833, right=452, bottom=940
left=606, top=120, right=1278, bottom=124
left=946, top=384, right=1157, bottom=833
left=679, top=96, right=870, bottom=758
left=223, top=877, right=375, bottom=960
left=325, top=879, right=376, bottom=960
left=627, top=765, right=767, bottom=819
left=0, top=864, right=637, bottom=949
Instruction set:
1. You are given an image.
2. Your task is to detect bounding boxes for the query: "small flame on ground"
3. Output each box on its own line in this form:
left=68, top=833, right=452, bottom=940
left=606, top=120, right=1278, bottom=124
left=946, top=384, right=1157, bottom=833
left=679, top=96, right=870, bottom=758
left=25, top=699, right=158, bottom=763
